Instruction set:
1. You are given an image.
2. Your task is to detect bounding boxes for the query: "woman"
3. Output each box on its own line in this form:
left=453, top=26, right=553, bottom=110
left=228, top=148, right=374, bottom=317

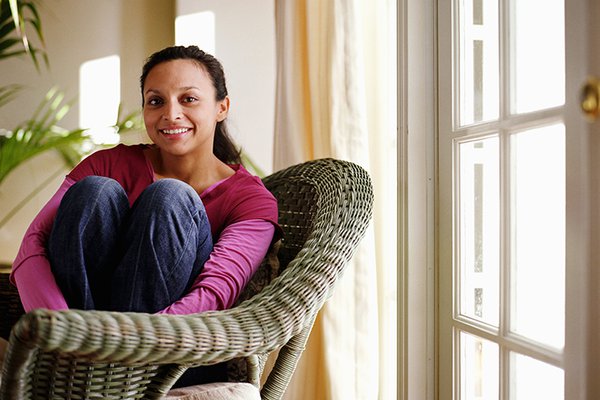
left=11, top=45, right=280, bottom=321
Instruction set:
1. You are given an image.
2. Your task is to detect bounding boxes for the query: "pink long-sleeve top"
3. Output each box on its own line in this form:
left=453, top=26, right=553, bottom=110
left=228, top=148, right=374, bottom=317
left=11, top=144, right=281, bottom=314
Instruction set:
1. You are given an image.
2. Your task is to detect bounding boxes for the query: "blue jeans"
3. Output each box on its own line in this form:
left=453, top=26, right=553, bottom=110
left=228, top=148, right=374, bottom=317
left=48, top=176, right=213, bottom=313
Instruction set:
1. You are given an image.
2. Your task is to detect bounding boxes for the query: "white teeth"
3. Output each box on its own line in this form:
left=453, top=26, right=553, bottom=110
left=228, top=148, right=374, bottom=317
left=162, top=128, right=188, bottom=135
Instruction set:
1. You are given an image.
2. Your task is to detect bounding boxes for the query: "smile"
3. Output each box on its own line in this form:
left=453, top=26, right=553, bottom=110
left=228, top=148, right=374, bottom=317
left=160, top=128, right=191, bottom=135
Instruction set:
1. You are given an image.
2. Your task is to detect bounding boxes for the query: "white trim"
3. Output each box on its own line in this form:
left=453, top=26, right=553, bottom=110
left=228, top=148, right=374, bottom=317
left=404, top=0, right=437, bottom=399
left=564, top=0, right=593, bottom=398
left=452, top=319, right=563, bottom=367
left=397, top=0, right=408, bottom=398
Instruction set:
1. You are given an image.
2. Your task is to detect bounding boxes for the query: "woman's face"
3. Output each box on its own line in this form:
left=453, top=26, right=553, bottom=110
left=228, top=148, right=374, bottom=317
left=142, top=59, right=229, bottom=157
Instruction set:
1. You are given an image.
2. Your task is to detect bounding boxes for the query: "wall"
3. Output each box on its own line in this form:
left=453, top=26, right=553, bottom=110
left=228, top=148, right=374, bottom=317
left=175, top=0, right=276, bottom=174
left=0, top=0, right=275, bottom=263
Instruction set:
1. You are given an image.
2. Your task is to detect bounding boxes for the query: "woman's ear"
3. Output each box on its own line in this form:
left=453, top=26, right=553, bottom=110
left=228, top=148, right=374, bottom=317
left=217, top=96, right=230, bottom=122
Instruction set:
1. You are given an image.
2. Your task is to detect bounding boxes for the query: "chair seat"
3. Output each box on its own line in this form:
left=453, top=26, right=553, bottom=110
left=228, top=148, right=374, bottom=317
left=165, top=382, right=260, bottom=400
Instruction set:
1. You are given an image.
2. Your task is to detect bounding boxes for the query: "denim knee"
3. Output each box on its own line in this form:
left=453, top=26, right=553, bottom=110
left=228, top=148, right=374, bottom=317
left=67, top=176, right=127, bottom=204
left=49, top=176, right=129, bottom=310
left=140, top=178, right=202, bottom=213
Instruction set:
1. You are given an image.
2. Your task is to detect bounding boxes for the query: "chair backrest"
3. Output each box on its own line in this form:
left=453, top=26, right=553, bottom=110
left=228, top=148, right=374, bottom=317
left=0, top=158, right=373, bottom=400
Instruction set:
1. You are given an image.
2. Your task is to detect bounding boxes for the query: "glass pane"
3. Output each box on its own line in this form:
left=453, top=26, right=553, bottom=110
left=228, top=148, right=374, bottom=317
left=79, top=55, right=121, bottom=145
left=458, top=0, right=499, bottom=126
left=511, top=0, right=565, bottom=114
left=457, top=138, right=499, bottom=326
left=510, top=125, right=565, bottom=348
left=459, top=331, right=499, bottom=400
left=511, top=353, right=564, bottom=400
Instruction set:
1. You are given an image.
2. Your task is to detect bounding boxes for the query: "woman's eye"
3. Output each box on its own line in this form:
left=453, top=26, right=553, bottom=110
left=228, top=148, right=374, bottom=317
left=183, top=96, right=198, bottom=103
left=146, top=98, right=163, bottom=106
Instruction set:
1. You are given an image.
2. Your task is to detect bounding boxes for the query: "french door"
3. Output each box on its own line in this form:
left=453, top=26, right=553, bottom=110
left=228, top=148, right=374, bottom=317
left=437, top=0, right=596, bottom=398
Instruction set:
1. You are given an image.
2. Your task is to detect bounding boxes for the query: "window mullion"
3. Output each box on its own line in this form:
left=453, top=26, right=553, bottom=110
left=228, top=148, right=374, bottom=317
left=499, top=0, right=510, bottom=398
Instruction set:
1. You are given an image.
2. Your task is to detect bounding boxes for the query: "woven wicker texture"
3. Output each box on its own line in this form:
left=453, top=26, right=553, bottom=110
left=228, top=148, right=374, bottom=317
left=0, top=158, right=373, bottom=400
left=0, top=267, right=23, bottom=341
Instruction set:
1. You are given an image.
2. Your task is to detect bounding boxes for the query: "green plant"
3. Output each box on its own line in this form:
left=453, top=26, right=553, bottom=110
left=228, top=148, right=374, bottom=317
left=0, top=0, right=141, bottom=228
left=0, top=0, right=46, bottom=67
left=0, top=93, right=141, bottom=227
left=0, top=88, right=141, bottom=186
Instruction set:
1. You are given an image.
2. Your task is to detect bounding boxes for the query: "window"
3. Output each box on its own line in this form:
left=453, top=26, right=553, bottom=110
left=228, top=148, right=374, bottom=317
left=79, top=55, right=121, bottom=146
left=438, top=0, right=566, bottom=397
left=175, top=11, right=216, bottom=54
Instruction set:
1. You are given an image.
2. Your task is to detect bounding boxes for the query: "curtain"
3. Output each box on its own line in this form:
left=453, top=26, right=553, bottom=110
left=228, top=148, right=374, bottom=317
left=273, top=0, right=397, bottom=399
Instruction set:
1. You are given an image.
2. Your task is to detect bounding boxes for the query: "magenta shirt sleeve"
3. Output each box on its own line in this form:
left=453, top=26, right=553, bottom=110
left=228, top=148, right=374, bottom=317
left=158, top=219, right=275, bottom=315
left=11, top=177, right=75, bottom=311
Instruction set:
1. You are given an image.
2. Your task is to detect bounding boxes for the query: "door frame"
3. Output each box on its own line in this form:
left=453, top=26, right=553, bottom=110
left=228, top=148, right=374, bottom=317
left=564, top=1, right=590, bottom=399
left=400, top=0, right=437, bottom=399
left=568, top=0, right=600, bottom=398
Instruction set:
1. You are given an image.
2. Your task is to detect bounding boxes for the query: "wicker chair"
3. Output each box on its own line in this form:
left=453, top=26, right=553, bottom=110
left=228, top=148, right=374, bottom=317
left=0, top=158, right=373, bottom=400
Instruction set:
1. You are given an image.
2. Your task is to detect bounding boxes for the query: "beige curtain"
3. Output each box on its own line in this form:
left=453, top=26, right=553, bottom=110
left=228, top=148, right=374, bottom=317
left=273, top=0, right=397, bottom=399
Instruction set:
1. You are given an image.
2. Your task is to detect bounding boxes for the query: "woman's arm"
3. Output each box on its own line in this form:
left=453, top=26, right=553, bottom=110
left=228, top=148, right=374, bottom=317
left=11, top=178, right=75, bottom=311
left=158, top=219, right=275, bottom=314
left=13, top=258, right=68, bottom=311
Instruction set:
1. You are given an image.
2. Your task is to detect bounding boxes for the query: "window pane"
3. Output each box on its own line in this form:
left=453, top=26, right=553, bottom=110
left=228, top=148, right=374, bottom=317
left=511, top=353, right=564, bottom=400
left=459, top=331, right=499, bottom=400
left=458, top=0, right=499, bottom=126
left=79, top=55, right=121, bottom=145
left=510, top=125, right=565, bottom=348
left=175, top=11, right=216, bottom=55
left=511, top=0, right=564, bottom=114
left=457, top=138, right=499, bottom=326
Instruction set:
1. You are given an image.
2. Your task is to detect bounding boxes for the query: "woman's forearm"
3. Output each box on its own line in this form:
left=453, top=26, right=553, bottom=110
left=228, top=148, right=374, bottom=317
left=14, top=256, right=69, bottom=311
left=158, top=219, right=275, bottom=314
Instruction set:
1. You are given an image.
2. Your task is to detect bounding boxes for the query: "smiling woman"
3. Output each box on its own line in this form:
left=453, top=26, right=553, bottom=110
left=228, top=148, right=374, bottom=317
left=10, top=45, right=282, bottom=388
left=140, top=53, right=235, bottom=178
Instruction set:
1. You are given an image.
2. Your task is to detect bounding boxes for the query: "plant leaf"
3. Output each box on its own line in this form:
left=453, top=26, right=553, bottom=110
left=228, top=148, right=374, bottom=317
left=0, top=87, right=90, bottom=185
left=0, top=0, right=46, bottom=69
left=0, top=36, right=20, bottom=52
left=8, top=0, right=21, bottom=39
left=114, top=106, right=143, bottom=134
left=21, top=2, right=43, bottom=46
left=0, top=83, right=21, bottom=107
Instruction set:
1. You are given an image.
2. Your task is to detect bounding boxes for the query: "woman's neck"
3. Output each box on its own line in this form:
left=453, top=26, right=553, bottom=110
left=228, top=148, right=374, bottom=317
left=145, top=146, right=234, bottom=193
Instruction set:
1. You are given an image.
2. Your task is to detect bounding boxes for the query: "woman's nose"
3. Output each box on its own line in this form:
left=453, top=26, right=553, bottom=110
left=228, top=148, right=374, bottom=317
left=163, top=101, right=182, bottom=121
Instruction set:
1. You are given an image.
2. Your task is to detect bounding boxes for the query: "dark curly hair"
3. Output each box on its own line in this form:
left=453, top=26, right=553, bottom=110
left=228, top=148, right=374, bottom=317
left=140, top=45, right=242, bottom=164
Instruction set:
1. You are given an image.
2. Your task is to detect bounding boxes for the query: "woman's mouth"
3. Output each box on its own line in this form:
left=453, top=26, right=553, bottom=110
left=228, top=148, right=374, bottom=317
left=161, top=128, right=190, bottom=134
left=160, top=128, right=191, bottom=136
